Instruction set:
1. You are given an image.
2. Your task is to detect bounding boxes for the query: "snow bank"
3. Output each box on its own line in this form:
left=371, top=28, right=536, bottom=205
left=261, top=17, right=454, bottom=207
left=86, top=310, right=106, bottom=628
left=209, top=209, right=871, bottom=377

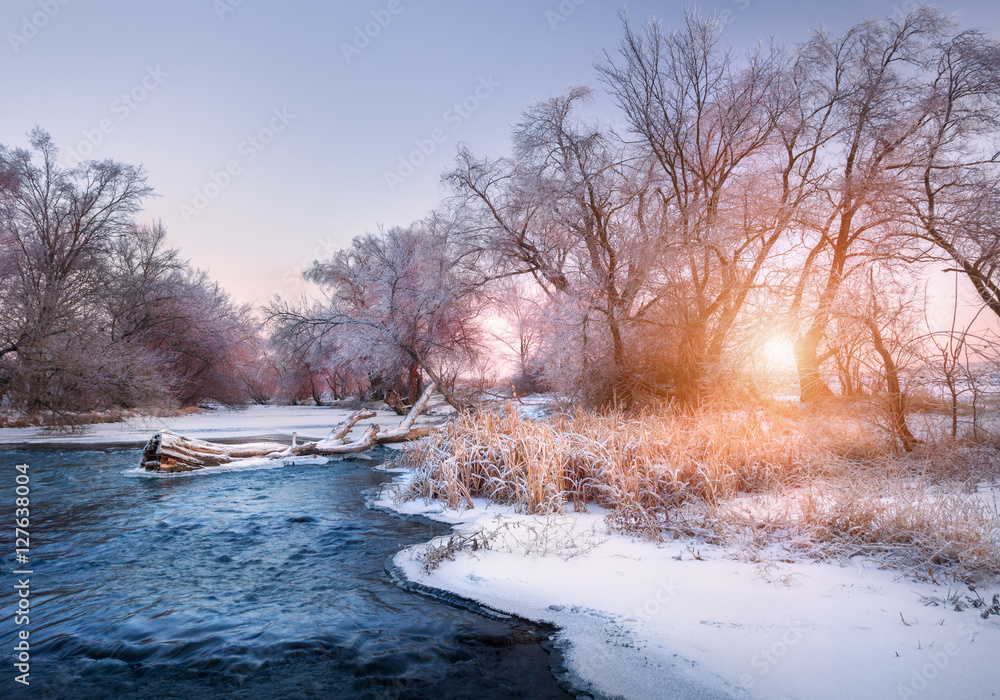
left=0, top=404, right=422, bottom=448
left=376, top=481, right=1000, bottom=700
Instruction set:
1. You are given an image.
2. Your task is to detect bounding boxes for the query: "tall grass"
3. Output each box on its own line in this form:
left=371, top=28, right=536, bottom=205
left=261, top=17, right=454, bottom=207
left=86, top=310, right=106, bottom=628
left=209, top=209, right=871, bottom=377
left=671, top=476, right=1000, bottom=581
left=395, top=403, right=1000, bottom=581
left=400, top=404, right=804, bottom=511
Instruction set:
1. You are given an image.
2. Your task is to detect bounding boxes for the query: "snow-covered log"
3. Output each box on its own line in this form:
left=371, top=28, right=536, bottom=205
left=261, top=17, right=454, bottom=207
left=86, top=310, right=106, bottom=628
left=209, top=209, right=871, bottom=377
left=268, top=413, right=380, bottom=459
left=266, top=409, right=378, bottom=458
left=278, top=425, right=378, bottom=459
left=140, top=431, right=288, bottom=472
left=376, top=382, right=437, bottom=443
left=141, top=395, right=439, bottom=472
left=377, top=425, right=438, bottom=444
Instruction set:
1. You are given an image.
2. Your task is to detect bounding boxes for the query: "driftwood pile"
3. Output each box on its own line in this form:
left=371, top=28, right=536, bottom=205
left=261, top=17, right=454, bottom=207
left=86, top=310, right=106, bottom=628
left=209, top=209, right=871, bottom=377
left=141, top=383, right=439, bottom=472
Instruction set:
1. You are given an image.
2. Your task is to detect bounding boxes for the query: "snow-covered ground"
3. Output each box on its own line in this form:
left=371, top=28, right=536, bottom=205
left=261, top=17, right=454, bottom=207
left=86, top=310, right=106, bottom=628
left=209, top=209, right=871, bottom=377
left=377, top=477, right=1000, bottom=700
left=0, top=404, right=428, bottom=448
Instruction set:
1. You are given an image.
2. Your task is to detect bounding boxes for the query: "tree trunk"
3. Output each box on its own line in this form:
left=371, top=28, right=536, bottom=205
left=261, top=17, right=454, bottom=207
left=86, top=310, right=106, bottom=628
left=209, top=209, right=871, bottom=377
left=673, top=325, right=705, bottom=409
left=407, top=361, right=423, bottom=406
left=794, top=330, right=834, bottom=402
left=867, top=319, right=917, bottom=452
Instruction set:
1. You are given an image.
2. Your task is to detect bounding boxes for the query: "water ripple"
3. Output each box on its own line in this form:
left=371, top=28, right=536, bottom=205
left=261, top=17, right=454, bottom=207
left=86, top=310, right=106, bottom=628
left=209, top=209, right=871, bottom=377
left=0, top=448, right=571, bottom=699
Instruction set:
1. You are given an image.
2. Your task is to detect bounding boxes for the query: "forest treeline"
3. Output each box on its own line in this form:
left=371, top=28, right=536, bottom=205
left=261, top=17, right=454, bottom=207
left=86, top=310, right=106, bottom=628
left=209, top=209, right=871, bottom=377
left=0, top=129, right=268, bottom=419
left=3, top=6, right=1000, bottom=422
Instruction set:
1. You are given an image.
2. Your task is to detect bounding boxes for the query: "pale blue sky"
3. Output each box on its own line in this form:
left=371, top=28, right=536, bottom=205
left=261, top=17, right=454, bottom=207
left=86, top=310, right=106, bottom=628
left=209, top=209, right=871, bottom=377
left=3, top=0, right=999, bottom=304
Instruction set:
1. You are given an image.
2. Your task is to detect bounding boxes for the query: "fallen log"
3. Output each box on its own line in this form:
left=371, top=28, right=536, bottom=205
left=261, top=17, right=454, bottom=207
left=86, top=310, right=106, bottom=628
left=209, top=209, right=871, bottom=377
left=377, top=425, right=437, bottom=444
left=141, top=431, right=289, bottom=472
left=376, top=382, right=437, bottom=443
left=269, top=421, right=381, bottom=459
left=324, top=409, right=377, bottom=444
left=266, top=410, right=378, bottom=459
left=141, top=393, right=440, bottom=472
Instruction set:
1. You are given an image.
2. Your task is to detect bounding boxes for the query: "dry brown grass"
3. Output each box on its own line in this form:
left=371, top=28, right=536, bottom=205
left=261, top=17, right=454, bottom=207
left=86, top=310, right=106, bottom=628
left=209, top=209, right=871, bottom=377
left=395, top=402, right=1000, bottom=582
left=670, top=475, right=1000, bottom=581
left=399, top=403, right=813, bottom=512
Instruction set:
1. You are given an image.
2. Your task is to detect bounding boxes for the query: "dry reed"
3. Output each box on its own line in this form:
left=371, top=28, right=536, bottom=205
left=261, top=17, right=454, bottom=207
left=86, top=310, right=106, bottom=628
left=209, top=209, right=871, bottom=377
left=395, top=402, right=1000, bottom=581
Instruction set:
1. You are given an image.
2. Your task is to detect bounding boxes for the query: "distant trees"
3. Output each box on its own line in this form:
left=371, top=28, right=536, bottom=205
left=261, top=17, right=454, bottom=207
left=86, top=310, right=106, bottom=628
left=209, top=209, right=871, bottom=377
left=269, top=212, right=489, bottom=411
left=491, top=279, right=547, bottom=395
left=0, top=129, right=262, bottom=417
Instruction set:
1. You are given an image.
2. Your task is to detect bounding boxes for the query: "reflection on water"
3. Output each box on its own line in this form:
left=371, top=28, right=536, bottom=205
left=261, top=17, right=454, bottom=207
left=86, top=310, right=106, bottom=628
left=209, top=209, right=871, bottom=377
left=0, top=448, right=572, bottom=699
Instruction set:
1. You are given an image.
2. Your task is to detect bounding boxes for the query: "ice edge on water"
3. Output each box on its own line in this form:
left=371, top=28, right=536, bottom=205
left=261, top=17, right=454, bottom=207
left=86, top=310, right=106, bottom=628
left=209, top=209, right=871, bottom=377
left=122, top=452, right=379, bottom=478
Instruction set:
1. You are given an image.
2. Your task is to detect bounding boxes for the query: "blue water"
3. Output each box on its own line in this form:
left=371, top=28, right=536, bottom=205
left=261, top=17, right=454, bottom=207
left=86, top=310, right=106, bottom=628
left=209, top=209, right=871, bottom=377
left=0, top=447, right=573, bottom=699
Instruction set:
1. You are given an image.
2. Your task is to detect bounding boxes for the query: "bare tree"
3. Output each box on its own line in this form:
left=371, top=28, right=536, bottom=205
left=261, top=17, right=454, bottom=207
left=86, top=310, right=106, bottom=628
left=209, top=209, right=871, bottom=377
left=920, top=275, right=997, bottom=440
left=153, top=270, right=261, bottom=407
left=93, top=219, right=263, bottom=408
left=0, top=128, right=153, bottom=412
left=784, top=8, right=955, bottom=401
left=903, top=26, right=1000, bottom=318
left=597, top=11, right=790, bottom=404
left=0, top=131, right=262, bottom=415
left=491, top=279, right=548, bottom=394
left=450, top=88, right=660, bottom=403
left=270, top=210, right=488, bottom=411
left=860, top=272, right=920, bottom=452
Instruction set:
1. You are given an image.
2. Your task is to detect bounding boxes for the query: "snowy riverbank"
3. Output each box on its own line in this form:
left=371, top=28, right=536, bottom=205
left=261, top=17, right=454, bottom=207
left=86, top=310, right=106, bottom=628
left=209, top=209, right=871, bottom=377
left=376, top=474, right=1000, bottom=700
left=0, top=404, right=436, bottom=448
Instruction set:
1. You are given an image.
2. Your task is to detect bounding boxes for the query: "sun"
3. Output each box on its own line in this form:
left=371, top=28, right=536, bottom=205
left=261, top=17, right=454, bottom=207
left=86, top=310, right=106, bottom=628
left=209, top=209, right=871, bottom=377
left=757, top=333, right=797, bottom=374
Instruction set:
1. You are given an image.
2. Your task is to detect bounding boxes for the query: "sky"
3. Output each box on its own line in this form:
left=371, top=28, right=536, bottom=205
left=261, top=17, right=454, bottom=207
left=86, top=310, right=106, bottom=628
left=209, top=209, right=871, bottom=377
left=3, top=0, right=1000, bottom=307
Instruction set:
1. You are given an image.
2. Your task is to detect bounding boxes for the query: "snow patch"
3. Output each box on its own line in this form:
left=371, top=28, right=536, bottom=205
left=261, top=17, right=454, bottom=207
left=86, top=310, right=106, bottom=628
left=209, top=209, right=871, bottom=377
left=376, top=471, right=1000, bottom=700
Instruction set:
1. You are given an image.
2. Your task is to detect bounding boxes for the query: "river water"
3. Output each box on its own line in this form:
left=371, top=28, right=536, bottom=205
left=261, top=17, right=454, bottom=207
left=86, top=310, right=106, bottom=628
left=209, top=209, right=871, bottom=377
left=0, top=447, right=574, bottom=699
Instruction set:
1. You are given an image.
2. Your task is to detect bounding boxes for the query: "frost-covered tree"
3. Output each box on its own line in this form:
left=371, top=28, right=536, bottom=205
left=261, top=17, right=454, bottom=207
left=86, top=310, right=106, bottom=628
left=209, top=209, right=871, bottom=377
left=449, top=88, right=663, bottom=403
left=903, top=25, right=1000, bottom=318
left=0, top=128, right=153, bottom=412
left=0, top=130, right=261, bottom=415
left=597, top=11, right=793, bottom=404
left=270, top=211, right=489, bottom=411
left=779, top=8, right=963, bottom=400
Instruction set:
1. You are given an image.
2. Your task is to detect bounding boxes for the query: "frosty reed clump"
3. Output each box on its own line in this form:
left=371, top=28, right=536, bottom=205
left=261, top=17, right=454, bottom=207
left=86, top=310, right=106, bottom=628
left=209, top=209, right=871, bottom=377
left=394, top=404, right=1000, bottom=581
left=397, top=402, right=856, bottom=514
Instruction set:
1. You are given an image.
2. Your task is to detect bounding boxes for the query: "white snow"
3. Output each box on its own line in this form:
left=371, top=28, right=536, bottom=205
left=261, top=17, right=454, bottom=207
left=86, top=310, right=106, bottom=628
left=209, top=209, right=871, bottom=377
left=377, top=483, right=1000, bottom=700
left=121, top=453, right=366, bottom=479
left=0, top=404, right=426, bottom=449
